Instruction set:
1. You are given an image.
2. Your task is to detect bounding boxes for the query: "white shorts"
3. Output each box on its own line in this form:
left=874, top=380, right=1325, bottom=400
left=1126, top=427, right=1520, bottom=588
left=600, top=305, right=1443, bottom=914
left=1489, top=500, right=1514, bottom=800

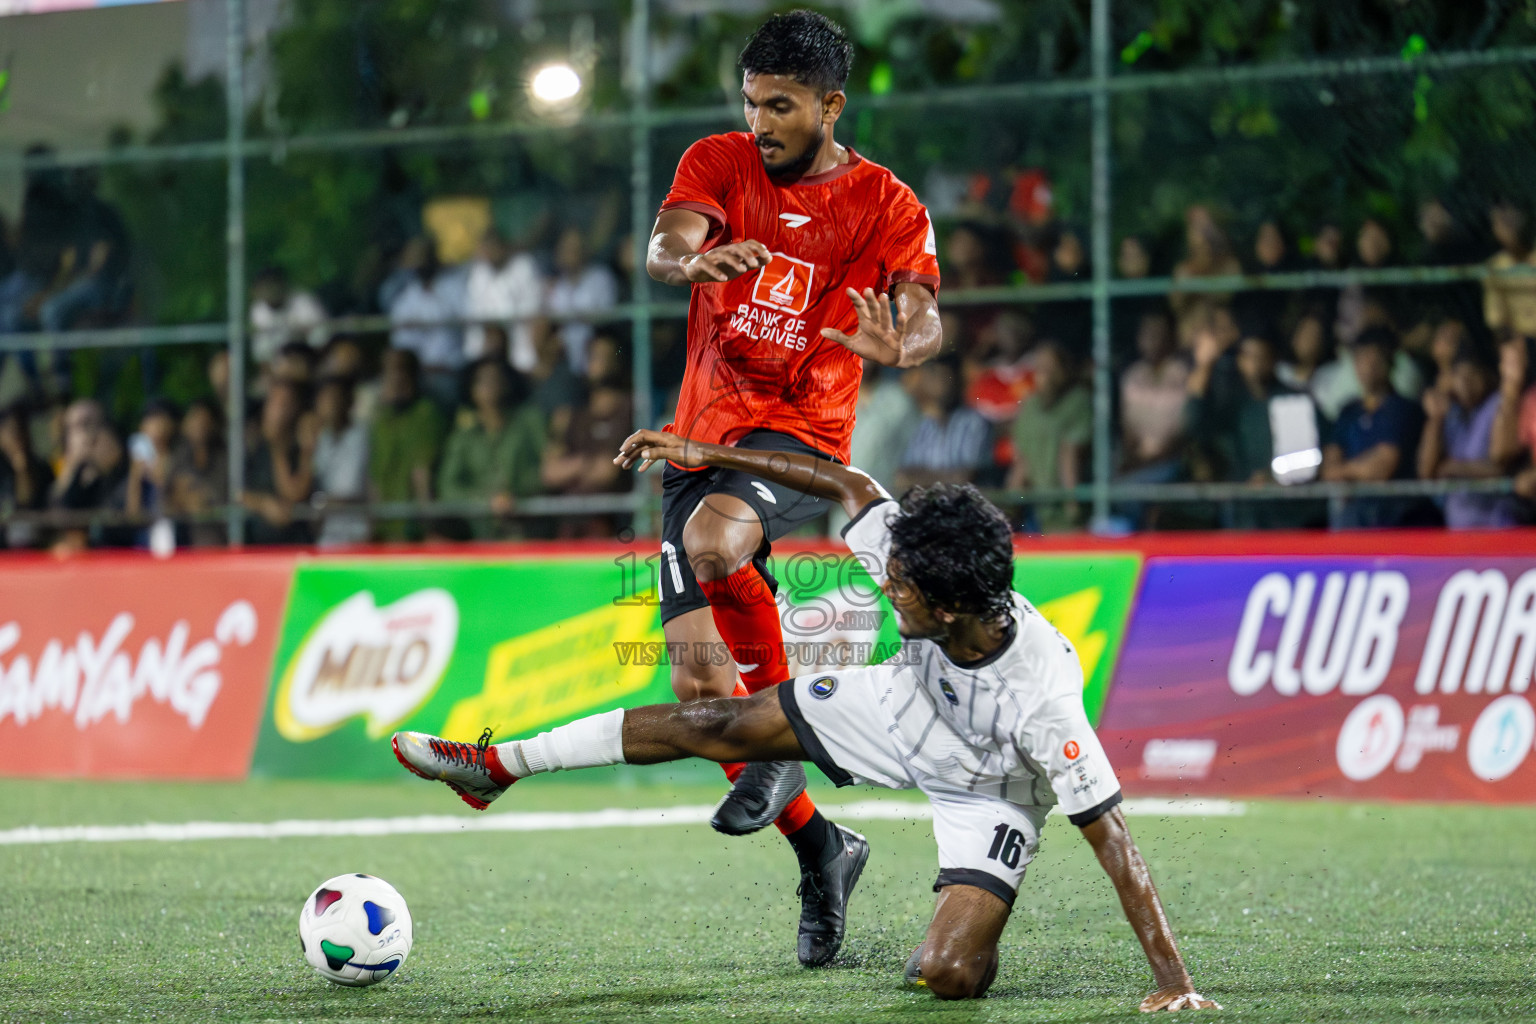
left=779, top=668, right=1057, bottom=906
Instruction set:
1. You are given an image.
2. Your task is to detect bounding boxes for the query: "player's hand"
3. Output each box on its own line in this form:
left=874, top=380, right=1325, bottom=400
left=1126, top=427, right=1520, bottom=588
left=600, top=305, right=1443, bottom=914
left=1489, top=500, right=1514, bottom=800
left=614, top=429, right=706, bottom=472
left=821, top=287, right=907, bottom=367
left=1139, top=986, right=1221, bottom=1012
left=681, top=241, right=772, bottom=283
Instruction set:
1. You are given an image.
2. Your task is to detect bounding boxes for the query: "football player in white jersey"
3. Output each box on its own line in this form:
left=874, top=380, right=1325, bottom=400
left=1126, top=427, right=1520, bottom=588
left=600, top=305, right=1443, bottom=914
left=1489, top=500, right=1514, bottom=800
left=392, top=429, right=1217, bottom=1010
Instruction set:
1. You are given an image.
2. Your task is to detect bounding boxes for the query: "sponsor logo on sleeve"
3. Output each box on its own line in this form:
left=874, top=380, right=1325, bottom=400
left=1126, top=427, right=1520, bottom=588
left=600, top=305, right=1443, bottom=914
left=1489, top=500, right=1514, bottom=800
left=1063, top=740, right=1081, bottom=761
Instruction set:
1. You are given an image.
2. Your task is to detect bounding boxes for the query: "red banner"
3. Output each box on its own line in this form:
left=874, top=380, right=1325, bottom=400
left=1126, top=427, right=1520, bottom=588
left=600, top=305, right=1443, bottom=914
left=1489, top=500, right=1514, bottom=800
left=0, top=554, right=294, bottom=778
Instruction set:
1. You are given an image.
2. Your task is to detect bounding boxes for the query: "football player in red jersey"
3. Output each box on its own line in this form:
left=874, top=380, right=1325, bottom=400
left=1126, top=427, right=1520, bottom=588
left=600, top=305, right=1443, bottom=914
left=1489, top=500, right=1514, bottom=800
left=643, top=10, right=942, bottom=965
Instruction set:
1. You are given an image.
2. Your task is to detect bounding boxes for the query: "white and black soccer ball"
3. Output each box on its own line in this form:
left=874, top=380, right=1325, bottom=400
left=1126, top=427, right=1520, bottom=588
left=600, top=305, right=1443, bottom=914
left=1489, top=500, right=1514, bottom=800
left=297, top=873, right=413, bottom=986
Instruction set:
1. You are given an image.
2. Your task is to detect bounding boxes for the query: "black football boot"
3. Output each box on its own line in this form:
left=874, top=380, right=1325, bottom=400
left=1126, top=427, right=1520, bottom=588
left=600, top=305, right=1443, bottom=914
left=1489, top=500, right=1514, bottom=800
left=796, top=823, right=869, bottom=966
left=710, top=760, right=808, bottom=836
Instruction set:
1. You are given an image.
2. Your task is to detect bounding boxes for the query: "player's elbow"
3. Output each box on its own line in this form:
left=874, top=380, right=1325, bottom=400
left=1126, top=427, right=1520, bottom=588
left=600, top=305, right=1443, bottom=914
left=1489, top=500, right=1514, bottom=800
left=920, top=950, right=996, bottom=1000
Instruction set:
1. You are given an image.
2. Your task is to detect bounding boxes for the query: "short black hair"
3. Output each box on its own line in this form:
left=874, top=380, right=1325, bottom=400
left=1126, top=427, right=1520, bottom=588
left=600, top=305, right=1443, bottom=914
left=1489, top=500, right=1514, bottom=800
left=1352, top=324, right=1399, bottom=358
left=887, top=484, right=1015, bottom=620
left=738, top=9, right=853, bottom=95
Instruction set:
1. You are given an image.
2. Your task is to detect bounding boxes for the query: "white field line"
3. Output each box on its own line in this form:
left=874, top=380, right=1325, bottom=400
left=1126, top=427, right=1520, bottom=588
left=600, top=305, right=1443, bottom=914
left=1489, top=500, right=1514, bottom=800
left=0, top=797, right=1243, bottom=847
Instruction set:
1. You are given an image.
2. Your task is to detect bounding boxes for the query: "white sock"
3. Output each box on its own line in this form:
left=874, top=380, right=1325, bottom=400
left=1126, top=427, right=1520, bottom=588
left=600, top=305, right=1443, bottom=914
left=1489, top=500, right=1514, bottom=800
left=497, top=708, right=627, bottom=778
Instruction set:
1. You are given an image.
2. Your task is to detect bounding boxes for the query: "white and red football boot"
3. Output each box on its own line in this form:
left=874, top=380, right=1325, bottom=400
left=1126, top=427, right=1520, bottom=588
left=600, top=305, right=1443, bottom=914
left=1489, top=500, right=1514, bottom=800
left=391, top=728, right=516, bottom=810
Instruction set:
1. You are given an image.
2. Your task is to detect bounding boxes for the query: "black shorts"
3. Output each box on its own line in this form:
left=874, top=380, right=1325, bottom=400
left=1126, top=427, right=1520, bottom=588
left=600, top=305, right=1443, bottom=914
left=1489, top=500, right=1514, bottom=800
left=658, top=429, right=837, bottom=624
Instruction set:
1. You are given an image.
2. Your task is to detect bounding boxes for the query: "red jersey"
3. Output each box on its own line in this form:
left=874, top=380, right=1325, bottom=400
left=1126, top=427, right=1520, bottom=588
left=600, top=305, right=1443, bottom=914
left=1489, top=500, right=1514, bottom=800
left=660, top=132, right=940, bottom=464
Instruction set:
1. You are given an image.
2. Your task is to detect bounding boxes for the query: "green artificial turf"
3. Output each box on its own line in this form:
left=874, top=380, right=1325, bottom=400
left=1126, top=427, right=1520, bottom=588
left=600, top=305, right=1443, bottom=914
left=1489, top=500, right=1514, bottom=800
left=0, top=775, right=1532, bottom=1023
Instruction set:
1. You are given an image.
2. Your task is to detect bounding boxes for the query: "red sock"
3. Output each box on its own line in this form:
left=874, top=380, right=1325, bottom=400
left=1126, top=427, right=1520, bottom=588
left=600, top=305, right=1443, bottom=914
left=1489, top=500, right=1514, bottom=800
left=699, top=564, right=788, bottom=693
left=715, top=676, right=817, bottom=837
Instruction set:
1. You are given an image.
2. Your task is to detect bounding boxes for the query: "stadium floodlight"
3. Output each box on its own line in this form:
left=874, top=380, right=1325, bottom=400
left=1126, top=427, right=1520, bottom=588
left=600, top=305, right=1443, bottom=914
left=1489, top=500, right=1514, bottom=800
left=529, top=63, right=582, bottom=105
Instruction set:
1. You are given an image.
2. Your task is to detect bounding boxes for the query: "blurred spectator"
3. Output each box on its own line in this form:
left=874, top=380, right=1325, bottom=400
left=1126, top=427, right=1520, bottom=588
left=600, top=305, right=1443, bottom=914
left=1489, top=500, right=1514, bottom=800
left=1321, top=327, right=1427, bottom=528
left=50, top=399, right=127, bottom=552
left=0, top=402, right=52, bottom=548
left=528, top=324, right=580, bottom=436
left=1309, top=320, right=1424, bottom=421
left=899, top=359, right=990, bottom=492
left=943, top=221, right=1010, bottom=292
left=1484, top=202, right=1536, bottom=343
left=370, top=349, right=445, bottom=542
left=1277, top=308, right=1336, bottom=400
left=1170, top=205, right=1241, bottom=349
left=124, top=400, right=178, bottom=529
left=166, top=398, right=227, bottom=547
left=1187, top=327, right=1320, bottom=529
left=268, top=340, right=318, bottom=391
left=1119, top=309, right=1188, bottom=478
left=313, top=376, right=371, bottom=547
left=832, top=361, right=919, bottom=533
left=1416, top=198, right=1484, bottom=338
left=249, top=266, right=328, bottom=366
left=387, top=244, right=468, bottom=409
left=207, top=349, right=231, bottom=414
left=1419, top=344, right=1519, bottom=529
left=1235, top=220, right=1295, bottom=341
left=1426, top=318, right=1472, bottom=394
left=438, top=358, right=544, bottom=539
left=546, top=227, right=619, bottom=373
left=0, top=149, right=72, bottom=338
left=1334, top=217, right=1398, bottom=347
left=463, top=229, right=544, bottom=372
left=41, top=168, right=130, bottom=333
left=1112, top=235, right=1158, bottom=357
left=1035, top=226, right=1090, bottom=354
left=1302, top=220, right=1345, bottom=328
left=241, top=380, right=313, bottom=546
left=1006, top=342, right=1090, bottom=532
left=542, top=335, right=633, bottom=537
left=965, top=311, right=1034, bottom=423
left=318, top=335, right=378, bottom=425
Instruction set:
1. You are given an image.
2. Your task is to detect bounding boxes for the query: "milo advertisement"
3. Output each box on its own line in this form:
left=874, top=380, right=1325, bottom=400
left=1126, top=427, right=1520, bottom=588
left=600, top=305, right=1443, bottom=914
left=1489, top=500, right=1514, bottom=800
left=252, top=550, right=1140, bottom=778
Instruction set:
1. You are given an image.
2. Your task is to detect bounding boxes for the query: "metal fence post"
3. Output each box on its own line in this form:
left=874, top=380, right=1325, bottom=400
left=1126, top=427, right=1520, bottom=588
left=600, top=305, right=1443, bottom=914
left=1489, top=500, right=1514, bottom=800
left=1088, top=0, right=1113, bottom=526
left=628, top=0, right=654, bottom=534
left=224, top=0, right=247, bottom=547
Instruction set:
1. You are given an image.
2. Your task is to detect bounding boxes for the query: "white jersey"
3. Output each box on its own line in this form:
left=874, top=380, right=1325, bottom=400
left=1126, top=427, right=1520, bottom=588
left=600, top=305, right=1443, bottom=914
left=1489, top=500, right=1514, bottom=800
left=844, top=498, right=1120, bottom=817
left=777, top=498, right=1124, bottom=901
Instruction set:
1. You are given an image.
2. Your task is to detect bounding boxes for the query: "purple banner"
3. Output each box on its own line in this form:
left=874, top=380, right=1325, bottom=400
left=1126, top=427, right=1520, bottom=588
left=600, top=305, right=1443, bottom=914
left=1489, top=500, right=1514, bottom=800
left=1098, top=557, right=1536, bottom=803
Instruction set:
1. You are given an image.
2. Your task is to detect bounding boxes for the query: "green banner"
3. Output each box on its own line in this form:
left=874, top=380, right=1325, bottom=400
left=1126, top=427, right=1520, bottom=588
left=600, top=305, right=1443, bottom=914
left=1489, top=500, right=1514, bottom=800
left=251, top=551, right=1140, bottom=778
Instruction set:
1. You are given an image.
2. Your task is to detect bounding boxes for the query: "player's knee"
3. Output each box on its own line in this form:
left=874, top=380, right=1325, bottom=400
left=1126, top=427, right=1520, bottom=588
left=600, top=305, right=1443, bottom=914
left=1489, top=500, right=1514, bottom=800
left=920, top=950, right=994, bottom=1000
left=681, top=515, right=752, bottom=584
left=669, top=662, right=735, bottom=702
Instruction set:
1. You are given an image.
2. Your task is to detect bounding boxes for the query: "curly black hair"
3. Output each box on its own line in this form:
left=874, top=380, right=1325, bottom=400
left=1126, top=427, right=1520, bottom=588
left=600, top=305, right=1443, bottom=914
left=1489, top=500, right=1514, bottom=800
left=887, top=484, right=1015, bottom=620
left=738, top=10, right=853, bottom=95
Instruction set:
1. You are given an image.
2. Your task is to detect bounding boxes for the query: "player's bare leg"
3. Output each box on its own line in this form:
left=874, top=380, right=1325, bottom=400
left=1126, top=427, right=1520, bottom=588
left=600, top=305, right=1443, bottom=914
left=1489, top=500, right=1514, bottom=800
left=903, top=885, right=1010, bottom=999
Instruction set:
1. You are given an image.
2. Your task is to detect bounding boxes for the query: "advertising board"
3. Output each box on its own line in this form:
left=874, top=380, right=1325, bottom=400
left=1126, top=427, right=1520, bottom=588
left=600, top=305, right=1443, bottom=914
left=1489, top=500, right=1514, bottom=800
left=0, top=555, right=294, bottom=778
left=251, top=550, right=1139, bottom=778
left=1099, top=557, right=1536, bottom=802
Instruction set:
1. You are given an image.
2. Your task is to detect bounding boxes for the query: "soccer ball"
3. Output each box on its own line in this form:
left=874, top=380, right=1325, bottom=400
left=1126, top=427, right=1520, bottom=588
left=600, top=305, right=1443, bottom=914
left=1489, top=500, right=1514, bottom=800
left=298, top=873, right=413, bottom=986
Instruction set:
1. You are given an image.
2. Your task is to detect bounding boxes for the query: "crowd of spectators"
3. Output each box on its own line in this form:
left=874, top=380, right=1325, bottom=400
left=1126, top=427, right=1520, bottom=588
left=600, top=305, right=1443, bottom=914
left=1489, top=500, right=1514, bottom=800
left=0, top=219, right=631, bottom=551
left=842, top=194, right=1536, bottom=534
left=6, top=187, right=1536, bottom=549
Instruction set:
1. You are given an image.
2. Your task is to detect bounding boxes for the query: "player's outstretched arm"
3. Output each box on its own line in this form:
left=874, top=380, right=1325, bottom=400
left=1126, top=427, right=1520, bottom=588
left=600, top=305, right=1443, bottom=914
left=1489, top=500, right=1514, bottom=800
left=614, top=428, right=889, bottom=521
left=1079, top=808, right=1220, bottom=1013
left=820, top=282, right=941, bottom=369
left=647, top=208, right=772, bottom=287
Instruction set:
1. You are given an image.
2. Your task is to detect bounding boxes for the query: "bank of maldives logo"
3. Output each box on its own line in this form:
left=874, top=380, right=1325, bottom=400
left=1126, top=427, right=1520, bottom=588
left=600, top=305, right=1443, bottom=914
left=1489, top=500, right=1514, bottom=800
left=274, top=589, right=459, bottom=741
left=751, top=252, right=815, bottom=315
